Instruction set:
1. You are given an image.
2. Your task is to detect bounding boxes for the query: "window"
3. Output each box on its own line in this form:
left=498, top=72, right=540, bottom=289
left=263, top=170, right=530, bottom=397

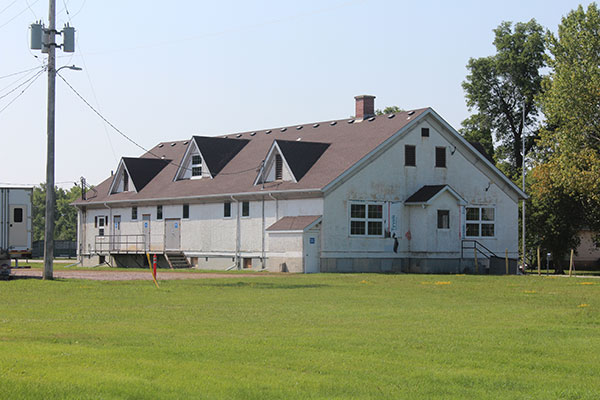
left=437, top=210, right=449, bottom=229
left=242, top=201, right=250, bottom=217
left=123, top=173, right=129, bottom=191
left=405, top=145, right=416, bottom=166
left=183, top=204, right=189, bottom=219
left=435, top=147, right=446, bottom=168
left=99, top=228, right=104, bottom=237
left=157, top=205, right=163, bottom=220
left=465, top=206, right=495, bottom=237
left=421, top=127, right=429, bottom=137
left=275, top=154, right=283, bottom=180
left=13, top=208, right=23, bottom=223
left=191, top=154, right=202, bottom=177
left=350, top=202, right=383, bottom=236
left=99, top=217, right=105, bottom=227
left=224, top=202, right=231, bottom=218
left=132, top=206, right=138, bottom=220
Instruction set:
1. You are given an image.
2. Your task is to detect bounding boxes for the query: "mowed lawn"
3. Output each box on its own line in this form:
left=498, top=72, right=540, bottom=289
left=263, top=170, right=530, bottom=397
left=0, top=273, right=598, bottom=399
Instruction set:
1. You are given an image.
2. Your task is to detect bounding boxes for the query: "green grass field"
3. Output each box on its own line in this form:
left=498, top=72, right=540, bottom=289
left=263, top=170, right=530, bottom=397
left=1, top=273, right=598, bottom=399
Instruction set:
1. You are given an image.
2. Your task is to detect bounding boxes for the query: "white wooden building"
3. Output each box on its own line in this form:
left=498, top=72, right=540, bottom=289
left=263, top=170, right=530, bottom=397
left=73, top=95, right=526, bottom=273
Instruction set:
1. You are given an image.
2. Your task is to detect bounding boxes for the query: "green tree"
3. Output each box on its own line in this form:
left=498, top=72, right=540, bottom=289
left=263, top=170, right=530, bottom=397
left=462, top=19, right=545, bottom=179
left=459, top=113, right=494, bottom=159
left=33, top=184, right=80, bottom=242
left=375, top=106, right=404, bottom=115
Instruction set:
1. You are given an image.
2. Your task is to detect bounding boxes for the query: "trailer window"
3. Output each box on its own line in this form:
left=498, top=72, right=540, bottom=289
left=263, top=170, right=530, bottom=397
left=13, top=208, right=23, bottom=223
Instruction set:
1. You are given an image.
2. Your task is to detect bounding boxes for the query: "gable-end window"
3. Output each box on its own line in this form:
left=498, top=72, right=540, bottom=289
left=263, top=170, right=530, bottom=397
left=275, top=154, right=283, bottom=180
left=191, top=154, right=202, bottom=177
left=435, top=147, right=446, bottom=168
left=466, top=206, right=495, bottom=237
left=157, top=205, right=163, bottom=220
left=242, top=201, right=250, bottom=217
left=437, top=210, right=449, bottom=229
left=405, top=145, right=416, bottom=166
left=349, top=202, right=383, bottom=237
left=183, top=204, right=189, bottom=219
left=123, top=173, right=129, bottom=191
left=224, top=202, right=231, bottom=218
left=421, top=127, right=429, bottom=137
left=132, top=206, right=138, bottom=220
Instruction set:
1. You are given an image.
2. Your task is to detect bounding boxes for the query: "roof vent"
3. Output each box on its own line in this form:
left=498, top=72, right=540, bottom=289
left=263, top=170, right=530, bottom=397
left=330, top=121, right=337, bottom=126
left=407, top=110, right=415, bottom=116
left=158, top=144, right=164, bottom=148
left=250, top=132, right=256, bottom=136
left=296, top=126, right=303, bottom=130
left=313, top=123, right=320, bottom=128
left=280, top=127, right=287, bottom=132
left=348, top=119, right=355, bottom=124
left=161, top=156, right=165, bottom=159
left=170, top=143, right=176, bottom=146
left=387, top=114, right=395, bottom=119
left=296, top=138, right=302, bottom=141
left=265, top=130, right=272, bottom=134
left=236, top=134, right=242, bottom=138
left=183, top=141, right=189, bottom=145
left=368, top=116, right=375, bottom=121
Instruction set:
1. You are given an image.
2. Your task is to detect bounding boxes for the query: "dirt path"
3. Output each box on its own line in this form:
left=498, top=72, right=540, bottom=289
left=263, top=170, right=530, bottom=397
left=10, top=269, right=278, bottom=281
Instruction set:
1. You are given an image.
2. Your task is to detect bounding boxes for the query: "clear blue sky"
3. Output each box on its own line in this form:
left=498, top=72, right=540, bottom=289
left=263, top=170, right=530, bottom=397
left=0, top=0, right=594, bottom=186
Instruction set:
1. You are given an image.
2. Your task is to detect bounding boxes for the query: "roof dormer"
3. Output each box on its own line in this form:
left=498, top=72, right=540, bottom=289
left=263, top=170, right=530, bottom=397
left=255, top=139, right=330, bottom=185
left=175, top=136, right=249, bottom=181
left=109, top=157, right=170, bottom=194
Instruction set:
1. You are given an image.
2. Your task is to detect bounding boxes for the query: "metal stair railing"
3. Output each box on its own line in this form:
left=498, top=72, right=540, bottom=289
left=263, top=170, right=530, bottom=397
left=461, top=239, right=498, bottom=260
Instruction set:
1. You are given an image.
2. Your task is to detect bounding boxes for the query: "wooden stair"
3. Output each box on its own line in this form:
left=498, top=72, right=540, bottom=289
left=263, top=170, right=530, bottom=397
left=165, top=252, right=191, bottom=269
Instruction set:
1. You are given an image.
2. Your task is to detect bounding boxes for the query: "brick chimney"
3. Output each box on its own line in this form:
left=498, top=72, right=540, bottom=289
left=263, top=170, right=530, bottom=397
left=355, top=95, right=376, bottom=120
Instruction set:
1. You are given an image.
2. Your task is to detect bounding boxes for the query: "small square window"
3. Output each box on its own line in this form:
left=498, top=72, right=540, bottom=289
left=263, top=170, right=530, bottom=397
left=351, top=204, right=365, bottom=218
left=183, top=204, right=189, bottom=219
left=482, top=208, right=495, bottom=221
left=368, top=221, right=383, bottom=235
left=481, top=224, right=495, bottom=237
left=192, top=166, right=202, bottom=176
left=421, top=127, right=430, bottom=137
left=466, top=208, right=479, bottom=221
left=405, top=145, right=416, bottom=166
left=157, top=205, right=163, bottom=220
left=192, top=155, right=202, bottom=165
left=132, top=206, right=138, bottom=220
left=242, top=201, right=250, bottom=217
left=350, top=220, right=366, bottom=235
left=466, top=223, right=479, bottom=237
left=224, top=202, right=231, bottom=218
left=437, top=210, right=449, bottom=229
left=368, top=204, right=382, bottom=219
left=435, top=147, right=446, bottom=168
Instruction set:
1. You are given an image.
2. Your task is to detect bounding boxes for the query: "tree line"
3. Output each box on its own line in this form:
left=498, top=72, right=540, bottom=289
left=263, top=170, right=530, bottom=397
left=32, top=184, right=80, bottom=242
left=460, top=4, right=600, bottom=271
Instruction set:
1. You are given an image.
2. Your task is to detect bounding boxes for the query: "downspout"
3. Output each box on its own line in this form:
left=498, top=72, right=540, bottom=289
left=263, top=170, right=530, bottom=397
left=268, top=192, right=278, bottom=221
left=230, top=195, right=240, bottom=270
left=103, top=202, right=112, bottom=261
left=261, top=195, right=265, bottom=269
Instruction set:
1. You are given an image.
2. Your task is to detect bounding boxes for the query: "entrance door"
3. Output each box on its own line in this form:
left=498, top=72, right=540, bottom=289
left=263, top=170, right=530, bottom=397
left=304, top=230, right=320, bottom=273
left=142, top=214, right=151, bottom=251
left=8, top=205, right=27, bottom=248
left=165, top=219, right=181, bottom=250
left=113, top=216, right=121, bottom=252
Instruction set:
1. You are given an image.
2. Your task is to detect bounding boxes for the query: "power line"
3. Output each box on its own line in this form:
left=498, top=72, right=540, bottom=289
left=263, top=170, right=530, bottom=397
left=58, top=74, right=262, bottom=176
left=0, top=0, right=41, bottom=29
left=0, top=65, right=43, bottom=80
left=0, top=67, right=44, bottom=100
left=0, top=68, right=44, bottom=115
left=0, top=0, right=20, bottom=16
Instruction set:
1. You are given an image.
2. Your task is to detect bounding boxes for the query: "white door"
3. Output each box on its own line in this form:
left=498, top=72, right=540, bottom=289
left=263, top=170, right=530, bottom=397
left=113, top=216, right=121, bottom=252
left=304, top=230, right=320, bottom=273
left=165, top=219, right=181, bottom=251
left=142, top=214, right=151, bottom=251
left=8, top=205, right=27, bottom=248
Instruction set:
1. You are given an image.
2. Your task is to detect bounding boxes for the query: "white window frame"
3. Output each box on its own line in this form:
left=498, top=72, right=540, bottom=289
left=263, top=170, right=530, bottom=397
left=348, top=201, right=384, bottom=237
left=437, top=209, right=450, bottom=230
left=191, top=154, right=203, bottom=179
left=465, top=206, right=495, bottom=238
left=241, top=201, right=250, bottom=218
left=223, top=202, right=232, bottom=219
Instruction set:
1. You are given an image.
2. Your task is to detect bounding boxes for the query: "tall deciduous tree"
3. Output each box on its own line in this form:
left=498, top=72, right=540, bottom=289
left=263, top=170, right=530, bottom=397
left=462, top=19, right=545, bottom=179
left=33, top=184, right=80, bottom=242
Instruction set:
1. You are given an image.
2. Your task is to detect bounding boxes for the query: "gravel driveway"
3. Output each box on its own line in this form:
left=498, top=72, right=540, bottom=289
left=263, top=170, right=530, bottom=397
left=10, top=269, right=276, bottom=281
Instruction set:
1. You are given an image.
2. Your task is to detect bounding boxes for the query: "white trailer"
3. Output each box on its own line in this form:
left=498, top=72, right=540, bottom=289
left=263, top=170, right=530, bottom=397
left=0, top=186, right=33, bottom=270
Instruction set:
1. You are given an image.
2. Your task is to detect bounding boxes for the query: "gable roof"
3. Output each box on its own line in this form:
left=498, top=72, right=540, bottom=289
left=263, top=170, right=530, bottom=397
left=266, top=215, right=322, bottom=232
left=193, top=136, right=249, bottom=177
left=275, top=140, right=330, bottom=182
left=73, top=106, right=526, bottom=206
left=405, top=184, right=467, bottom=205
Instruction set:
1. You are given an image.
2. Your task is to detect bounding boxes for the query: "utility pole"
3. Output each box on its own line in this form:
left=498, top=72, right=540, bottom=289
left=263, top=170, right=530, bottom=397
left=29, top=1, right=77, bottom=279
left=43, top=0, right=57, bottom=280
